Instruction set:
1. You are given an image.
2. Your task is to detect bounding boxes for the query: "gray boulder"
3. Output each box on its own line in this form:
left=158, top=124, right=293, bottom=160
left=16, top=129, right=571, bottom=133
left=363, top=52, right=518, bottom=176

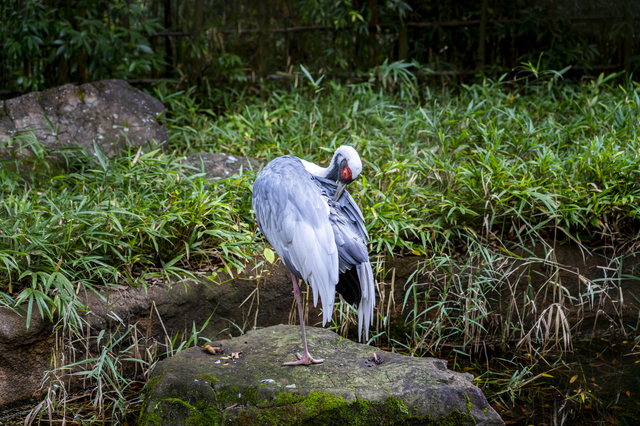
left=180, top=152, right=263, bottom=180
left=0, top=79, right=167, bottom=158
left=139, top=325, right=504, bottom=425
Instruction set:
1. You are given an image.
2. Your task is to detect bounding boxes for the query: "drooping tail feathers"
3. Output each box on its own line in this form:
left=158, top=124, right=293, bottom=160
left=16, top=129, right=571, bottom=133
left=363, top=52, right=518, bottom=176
left=356, top=261, right=376, bottom=342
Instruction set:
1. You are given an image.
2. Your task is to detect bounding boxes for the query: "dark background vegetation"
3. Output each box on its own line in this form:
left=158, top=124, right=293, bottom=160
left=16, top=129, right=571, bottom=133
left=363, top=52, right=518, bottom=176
left=1, top=0, right=638, bottom=96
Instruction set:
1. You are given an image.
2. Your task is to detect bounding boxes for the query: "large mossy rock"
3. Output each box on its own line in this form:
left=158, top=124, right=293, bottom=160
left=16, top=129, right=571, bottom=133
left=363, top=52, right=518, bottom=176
left=140, top=325, right=503, bottom=426
left=0, top=79, right=167, bottom=158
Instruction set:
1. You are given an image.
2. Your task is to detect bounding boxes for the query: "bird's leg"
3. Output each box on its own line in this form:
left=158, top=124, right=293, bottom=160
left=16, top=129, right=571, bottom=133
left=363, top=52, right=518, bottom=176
left=282, top=273, right=324, bottom=366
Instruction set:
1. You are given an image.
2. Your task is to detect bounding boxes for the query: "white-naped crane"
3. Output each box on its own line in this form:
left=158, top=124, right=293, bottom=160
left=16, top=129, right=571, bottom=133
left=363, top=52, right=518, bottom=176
left=252, top=146, right=375, bottom=365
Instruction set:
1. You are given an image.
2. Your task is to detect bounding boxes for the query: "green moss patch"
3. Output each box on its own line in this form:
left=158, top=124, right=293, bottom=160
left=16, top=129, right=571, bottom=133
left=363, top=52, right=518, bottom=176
left=142, top=389, right=471, bottom=426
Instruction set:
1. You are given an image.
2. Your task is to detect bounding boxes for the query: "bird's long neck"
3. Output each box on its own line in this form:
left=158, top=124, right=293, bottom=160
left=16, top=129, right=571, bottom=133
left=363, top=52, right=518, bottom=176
left=300, top=157, right=340, bottom=181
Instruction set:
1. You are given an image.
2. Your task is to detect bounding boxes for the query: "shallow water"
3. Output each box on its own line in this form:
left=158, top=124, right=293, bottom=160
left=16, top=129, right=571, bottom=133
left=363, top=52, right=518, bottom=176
left=445, top=339, right=640, bottom=425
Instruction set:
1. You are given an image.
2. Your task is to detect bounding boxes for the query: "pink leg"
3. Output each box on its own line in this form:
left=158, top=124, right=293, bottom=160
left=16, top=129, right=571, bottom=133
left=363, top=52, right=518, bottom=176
left=282, top=273, right=324, bottom=366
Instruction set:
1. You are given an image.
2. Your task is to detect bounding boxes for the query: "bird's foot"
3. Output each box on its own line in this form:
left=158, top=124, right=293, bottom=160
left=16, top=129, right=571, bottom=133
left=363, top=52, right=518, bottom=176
left=282, top=352, right=324, bottom=366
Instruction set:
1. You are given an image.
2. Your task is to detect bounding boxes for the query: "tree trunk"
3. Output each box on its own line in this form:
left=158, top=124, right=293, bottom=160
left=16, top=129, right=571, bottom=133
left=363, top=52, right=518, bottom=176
left=624, top=14, right=633, bottom=73
left=398, top=24, right=408, bottom=61
left=190, top=0, right=204, bottom=84
left=164, top=0, right=173, bottom=77
left=478, top=0, right=489, bottom=72
left=151, top=0, right=159, bottom=78
left=257, top=0, right=269, bottom=76
left=368, top=0, right=378, bottom=66
left=78, top=2, right=88, bottom=84
left=122, top=0, right=131, bottom=45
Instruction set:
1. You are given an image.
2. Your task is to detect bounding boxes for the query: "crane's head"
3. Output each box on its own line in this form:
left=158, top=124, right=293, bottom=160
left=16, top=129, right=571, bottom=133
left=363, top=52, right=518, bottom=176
left=331, top=145, right=362, bottom=201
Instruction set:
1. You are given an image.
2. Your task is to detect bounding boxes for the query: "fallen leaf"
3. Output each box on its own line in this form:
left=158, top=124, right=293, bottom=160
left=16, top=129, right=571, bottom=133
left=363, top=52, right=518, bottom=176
left=231, top=351, right=243, bottom=360
left=220, top=356, right=229, bottom=360
left=570, top=375, right=578, bottom=384
left=224, top=362, right=229, bottom=366
left=626, top=391, right=631, bottom=397
left=612, top=358, right=619, bottom=366
left=203, top=344, right=222, bottom=355
left=541, top=373, right=554, bottom=378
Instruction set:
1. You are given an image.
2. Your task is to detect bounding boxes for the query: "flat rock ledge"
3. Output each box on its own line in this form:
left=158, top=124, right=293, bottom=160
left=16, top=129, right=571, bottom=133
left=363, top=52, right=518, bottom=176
left=180, top=152, right=263, bottom=180
left=140, top=325, right=503, bottom=426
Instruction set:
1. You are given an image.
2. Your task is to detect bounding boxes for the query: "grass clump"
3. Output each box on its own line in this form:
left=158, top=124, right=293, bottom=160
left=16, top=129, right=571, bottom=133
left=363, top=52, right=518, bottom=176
left=0, top=140, right=255, bottom=328
left=162, top=69, right=640, bottom=256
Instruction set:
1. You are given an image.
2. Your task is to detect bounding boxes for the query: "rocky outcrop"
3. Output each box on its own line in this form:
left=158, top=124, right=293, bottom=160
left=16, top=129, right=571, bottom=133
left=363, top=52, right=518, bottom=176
left=180, top=152, right=263, bottom=180
left=0, top=79, right=167, bottom=158
left=139, top=325, right=504, bottom=426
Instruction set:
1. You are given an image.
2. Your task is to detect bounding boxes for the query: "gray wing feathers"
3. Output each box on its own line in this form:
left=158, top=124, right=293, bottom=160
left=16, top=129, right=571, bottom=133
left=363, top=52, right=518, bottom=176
left=329, top=204, right=375, bottom=342
left=319, top=177, right=375, bottom=342
left=252, top=157, right=339, bottom=326
left=356, top=262, right=375, bottom=342
left=342, top=191, right=369, bottom=240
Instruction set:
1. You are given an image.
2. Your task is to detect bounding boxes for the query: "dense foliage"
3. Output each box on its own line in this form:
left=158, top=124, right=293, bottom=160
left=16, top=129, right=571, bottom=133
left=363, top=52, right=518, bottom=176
left=2, top=68, right=639, bottom=328
left=1, top=0, right=638, bottom=94
left=0, top=0, right=161, bottom=92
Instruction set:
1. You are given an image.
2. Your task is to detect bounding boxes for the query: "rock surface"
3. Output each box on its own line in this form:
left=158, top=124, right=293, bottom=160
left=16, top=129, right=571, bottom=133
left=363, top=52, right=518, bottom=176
left=139, top=325, right=504, bottom=426
left=0, top=79, right=167, bottom=157
left=180, top=152, right=263, bottom=180
left=0, top=308, right=54, bottom=407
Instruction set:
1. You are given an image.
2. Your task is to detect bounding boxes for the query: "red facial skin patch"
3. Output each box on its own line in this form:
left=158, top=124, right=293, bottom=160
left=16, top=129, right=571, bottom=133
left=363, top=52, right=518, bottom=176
left=341, top=164, right=352, bottom=181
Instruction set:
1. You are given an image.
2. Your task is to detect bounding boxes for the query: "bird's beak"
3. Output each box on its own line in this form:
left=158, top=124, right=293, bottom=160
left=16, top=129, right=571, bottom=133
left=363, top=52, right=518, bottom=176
left=333, top=182, right=347, bottom=202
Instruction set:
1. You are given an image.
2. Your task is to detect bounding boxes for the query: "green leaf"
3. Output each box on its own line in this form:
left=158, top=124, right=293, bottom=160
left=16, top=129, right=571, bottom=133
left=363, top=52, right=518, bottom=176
left=263, top=248, right=275, bottom=264
left=93, top=141, right=108, bottom=172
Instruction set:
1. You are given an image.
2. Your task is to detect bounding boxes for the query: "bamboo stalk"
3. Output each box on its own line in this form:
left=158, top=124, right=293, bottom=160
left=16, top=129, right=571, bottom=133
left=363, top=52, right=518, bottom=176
left=478, top=0, right=489, bottom=71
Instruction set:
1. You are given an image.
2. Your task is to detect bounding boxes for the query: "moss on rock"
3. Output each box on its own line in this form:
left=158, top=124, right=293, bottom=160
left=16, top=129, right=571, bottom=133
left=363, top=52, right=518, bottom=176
left=139, top=325, right=503, bottom=426
left=141, top=389, right=470, bottom=426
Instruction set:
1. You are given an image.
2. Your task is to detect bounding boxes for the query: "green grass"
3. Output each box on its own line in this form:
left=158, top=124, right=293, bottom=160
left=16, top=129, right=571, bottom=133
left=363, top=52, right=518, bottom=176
left=162, top=68, right=640, bottom=255
left=0, top=138, right=255, bottom=330
left=3, top=64, right=640, bottom=424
